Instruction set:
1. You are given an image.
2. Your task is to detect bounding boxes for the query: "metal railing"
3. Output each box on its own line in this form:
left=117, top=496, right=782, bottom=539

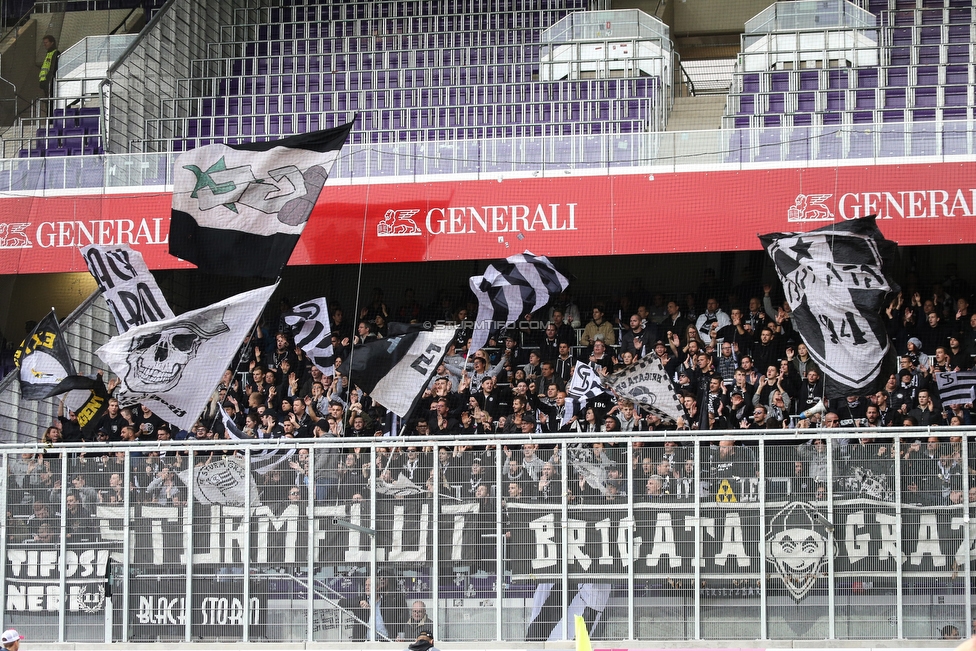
left=1, top=430, right=973, bottom=643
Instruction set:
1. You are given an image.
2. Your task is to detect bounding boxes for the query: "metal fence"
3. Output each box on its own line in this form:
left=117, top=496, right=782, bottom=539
left=2, top=430, right=974, bottom=643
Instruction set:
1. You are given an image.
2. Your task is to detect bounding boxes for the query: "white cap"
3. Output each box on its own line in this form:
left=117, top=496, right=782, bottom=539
left=1, top=630, right=23, bottom=645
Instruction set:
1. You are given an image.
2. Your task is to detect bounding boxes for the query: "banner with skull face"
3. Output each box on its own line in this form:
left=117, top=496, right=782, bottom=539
left=96, top=283, right=278, bottom=431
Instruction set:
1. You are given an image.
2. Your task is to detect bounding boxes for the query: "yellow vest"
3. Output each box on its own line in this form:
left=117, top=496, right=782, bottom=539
left=39, top=49, right=58, bottom=83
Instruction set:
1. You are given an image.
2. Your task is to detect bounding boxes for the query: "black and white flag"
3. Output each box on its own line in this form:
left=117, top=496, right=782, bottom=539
left=219, top=407, right=296, bottom=475
left=96, top=283, right=278, bottom=431
left=13, top=310, right=76, bottom=400
left=177, top=456, right=261, bottom=507
left=47, top=375, right=111, bottom=437
left=760, top=217, right=899, bottom=399
left=339, top=325, right=457, bottom=417
left=80, top=244, right=175, bottom=333
left=469, top=251, right=569, bottom=354
left=282, top=297, right=334, bottom=376
left=935, top=371, right=976, bottom=406
left=606, top=355, right=686, bottom=423
left=567, top=361, right=605, bottom=401
left=170, top=124, right=353, bottom=278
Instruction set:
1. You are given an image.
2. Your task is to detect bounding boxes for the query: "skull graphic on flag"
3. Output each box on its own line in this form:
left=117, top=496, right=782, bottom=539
left=761, top=217, right=899, bottom=399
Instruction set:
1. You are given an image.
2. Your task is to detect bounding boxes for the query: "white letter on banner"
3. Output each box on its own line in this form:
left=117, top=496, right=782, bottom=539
left=645, top=512, right=681, bottom=569
left=529, top=514, right=558, bottom=570
left=566, top=518, right=591, bottom=571
left=714, top=512, right=751, bottom=568
left=876, top=512, right=899, bottom=562
left=844, top=510, right=870, bottom=564
left=442, top=503, right=478, bottom=561
left=595, top=518, right=614, bottom=566
left=909, top=513, right=945, bottom=567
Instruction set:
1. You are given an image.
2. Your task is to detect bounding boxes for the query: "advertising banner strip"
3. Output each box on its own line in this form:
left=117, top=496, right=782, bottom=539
left=2, top=161, right=976, bottom=274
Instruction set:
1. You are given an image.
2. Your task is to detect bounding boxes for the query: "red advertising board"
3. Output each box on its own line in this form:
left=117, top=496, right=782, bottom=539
left=1, top=161, right=974, bottom=275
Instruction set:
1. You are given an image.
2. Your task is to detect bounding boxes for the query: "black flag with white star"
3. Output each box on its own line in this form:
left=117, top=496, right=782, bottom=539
left=170, top=123, right=353, bottom=278
left=760, top=217, right=899, bottom=399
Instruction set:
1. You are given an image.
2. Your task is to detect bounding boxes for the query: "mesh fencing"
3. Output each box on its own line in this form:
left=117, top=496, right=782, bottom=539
left=2, top=431, right=974, bottom=643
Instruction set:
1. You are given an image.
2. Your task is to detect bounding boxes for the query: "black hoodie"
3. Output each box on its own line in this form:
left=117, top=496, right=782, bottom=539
left=406, top=639, right=439, bottom=651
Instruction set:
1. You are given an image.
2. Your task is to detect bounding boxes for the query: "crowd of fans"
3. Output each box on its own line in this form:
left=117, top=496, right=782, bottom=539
left=5, top=265, right=976, bottom=530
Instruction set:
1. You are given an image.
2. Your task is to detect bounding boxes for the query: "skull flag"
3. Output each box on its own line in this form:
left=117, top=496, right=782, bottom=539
left=760, top=217, right=899, bottom=400
left=170, top=123, right=353, bottom=279
left=97, top=283, right=278, bottom=431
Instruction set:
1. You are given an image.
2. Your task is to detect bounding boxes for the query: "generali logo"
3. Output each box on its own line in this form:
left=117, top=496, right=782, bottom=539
left=787, top=194, right=834, bottom=223
left=377, top=203, right=577, bottom=237
left=0, top=222, right=31, bottom=248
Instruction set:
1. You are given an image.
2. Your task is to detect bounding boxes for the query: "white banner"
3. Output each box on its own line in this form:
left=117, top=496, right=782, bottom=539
left=81, top=244, right=175, bottom=333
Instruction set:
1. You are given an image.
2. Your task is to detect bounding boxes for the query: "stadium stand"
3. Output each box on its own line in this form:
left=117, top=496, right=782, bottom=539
left=722, top=0, right=976, bottom=161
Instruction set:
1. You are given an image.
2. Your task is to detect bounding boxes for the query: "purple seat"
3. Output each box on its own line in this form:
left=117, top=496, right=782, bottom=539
left=943, top=121, right=970, bottom=154
left=798, top=71, right=819, bottom=90
left=889, top=47, right=910, bottom=66
left=885, top=88, right=907, bottom=108
left=944, top=86, right=967, bottom=106
left=742, top=74, right=760, bottom=93
left=947, top=45, right=969, bottom=63
left=828, top=70, right=848, bottom=89
left=817, top=128, right=844, bottom=158
left=856, top=89, right=876, bottom=109
left=912, top=108, right=937, bottom=121
left=770, top=72, right=789, bottom=91
left=852, top=111, right=874, bottom=123
left=891, top=27, right=912, bottom=45
left=916, top=66, right=938, bottom=85
left=918, top=46, right=940, bottom=64
left=768, top=93, right=785, bottom=113
left=755, top=129, right=781, bottom=161
left=887, top=67, right=908, bottom=86
left=792, top=113, right=812, bottom=126
left=918, top=26, right=941, bottom=44
left=826, top=91, right=845, bottom=111
left=737, top=95, right=755, bottom=115
left=857, top=68, right=878, bottom=88
left=946, top=66, right=968, bottom=84
left=911, top=122, right=937, bottom=155
left=914, top=87, right=937, bottom=107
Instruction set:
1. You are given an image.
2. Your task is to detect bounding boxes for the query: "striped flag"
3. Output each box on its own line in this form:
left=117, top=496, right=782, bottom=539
left=935, top=371, right=976, bottom=406
left=282, top=297, right=334, bottom=376
left=469, top=251, right=569, bottom=354
left=219, top=407, right=296, bottom=475
left=170, top=124, right=352, bottom=278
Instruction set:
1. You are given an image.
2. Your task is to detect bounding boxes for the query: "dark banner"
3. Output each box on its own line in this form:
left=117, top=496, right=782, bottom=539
left=15, top=498, right=969, bottom=606
left=128, top=577, right=267, bottom=640
left=506, top=499, right=970, bottom=600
